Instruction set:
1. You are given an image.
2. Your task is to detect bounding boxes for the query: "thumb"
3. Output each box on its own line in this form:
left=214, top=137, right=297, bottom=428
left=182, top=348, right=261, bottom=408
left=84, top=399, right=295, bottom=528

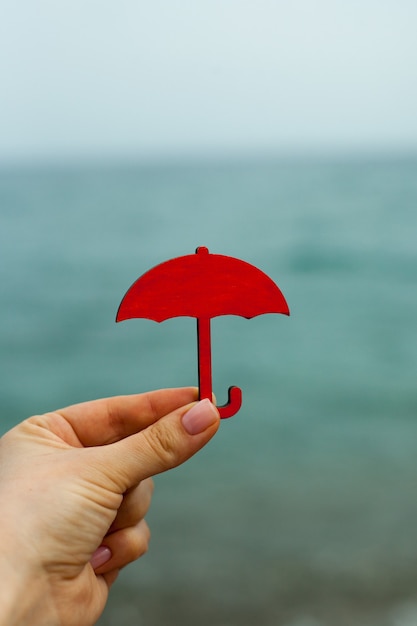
left=98, top=399, right=220, bottom=491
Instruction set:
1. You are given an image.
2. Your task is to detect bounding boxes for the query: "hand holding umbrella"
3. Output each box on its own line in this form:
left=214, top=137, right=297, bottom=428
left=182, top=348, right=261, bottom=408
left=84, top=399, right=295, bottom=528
left=116, top=247, right=289, bottom=418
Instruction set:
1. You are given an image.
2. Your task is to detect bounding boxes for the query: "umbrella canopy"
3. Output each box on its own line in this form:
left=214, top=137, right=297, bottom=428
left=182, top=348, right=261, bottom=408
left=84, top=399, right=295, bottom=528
left=116, top=246, right=289, bottom=418
left=116, top=246, right=289, bottom=322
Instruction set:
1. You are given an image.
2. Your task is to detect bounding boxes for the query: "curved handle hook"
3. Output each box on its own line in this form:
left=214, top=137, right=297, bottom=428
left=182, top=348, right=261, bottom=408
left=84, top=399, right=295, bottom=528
left=218, top=386, right=242, bottom=419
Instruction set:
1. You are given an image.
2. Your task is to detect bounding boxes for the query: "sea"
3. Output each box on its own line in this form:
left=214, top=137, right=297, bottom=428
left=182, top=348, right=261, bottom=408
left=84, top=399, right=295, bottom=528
left=1, top=154, right=417, bottom=625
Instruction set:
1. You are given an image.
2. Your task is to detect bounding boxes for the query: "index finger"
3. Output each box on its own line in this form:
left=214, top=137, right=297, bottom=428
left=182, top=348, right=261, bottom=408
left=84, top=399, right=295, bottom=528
left=57, top=387, right=199, bottom=447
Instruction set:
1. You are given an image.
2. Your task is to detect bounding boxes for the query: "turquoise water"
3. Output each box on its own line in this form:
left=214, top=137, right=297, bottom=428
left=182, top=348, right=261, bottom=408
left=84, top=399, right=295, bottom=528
left=1, top=155, right=417, bottom=625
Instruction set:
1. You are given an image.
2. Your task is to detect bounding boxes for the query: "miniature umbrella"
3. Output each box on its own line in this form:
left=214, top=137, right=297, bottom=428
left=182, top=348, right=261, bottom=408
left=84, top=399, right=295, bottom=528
left=116, top=246, right=290, bottom=418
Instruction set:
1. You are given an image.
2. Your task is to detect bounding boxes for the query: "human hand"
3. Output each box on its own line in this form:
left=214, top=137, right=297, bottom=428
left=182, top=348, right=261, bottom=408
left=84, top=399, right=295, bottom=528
left=0, top=388, right=219, bottom=626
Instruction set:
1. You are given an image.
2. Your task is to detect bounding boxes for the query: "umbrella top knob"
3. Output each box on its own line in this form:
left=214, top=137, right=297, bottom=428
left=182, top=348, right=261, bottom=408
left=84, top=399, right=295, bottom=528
left=196, top=246, right=209, bottom=255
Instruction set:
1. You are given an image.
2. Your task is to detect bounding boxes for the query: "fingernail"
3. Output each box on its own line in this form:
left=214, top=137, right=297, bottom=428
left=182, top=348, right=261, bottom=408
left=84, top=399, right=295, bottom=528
left=90, top=546, right=112, bottom=570
left=182, top=399, right=219, bottom=435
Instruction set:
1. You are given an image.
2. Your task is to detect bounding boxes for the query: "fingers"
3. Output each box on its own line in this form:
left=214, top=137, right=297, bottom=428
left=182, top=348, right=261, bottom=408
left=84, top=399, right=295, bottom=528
left=92, top=519, right=151, bottom=575
left=92, top=478, right=154, bottom=576
left=110, top=478, right=154, bottom=533
left=57, top=387, right=199, bottom=446
left=91, top=400, right=220, bottom=575
left=99, top=399, right=220, bottom=491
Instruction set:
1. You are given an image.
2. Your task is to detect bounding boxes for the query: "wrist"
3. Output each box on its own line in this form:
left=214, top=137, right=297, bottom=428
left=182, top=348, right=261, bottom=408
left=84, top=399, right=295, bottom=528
left=0, top=537, right=57, bottom=626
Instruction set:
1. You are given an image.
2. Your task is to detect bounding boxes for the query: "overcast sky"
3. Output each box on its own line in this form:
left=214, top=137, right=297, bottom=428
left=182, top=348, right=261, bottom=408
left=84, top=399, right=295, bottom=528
left=1, top=1, right=417, bottom=163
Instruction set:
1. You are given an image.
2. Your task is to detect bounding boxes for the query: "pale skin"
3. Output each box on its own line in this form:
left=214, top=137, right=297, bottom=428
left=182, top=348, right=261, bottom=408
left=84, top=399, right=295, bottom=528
left=0, top=388, right=220, bottom=626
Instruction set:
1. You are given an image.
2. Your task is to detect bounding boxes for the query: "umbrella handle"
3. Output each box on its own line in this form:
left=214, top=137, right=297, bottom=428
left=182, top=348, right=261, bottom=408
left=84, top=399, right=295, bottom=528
left=197, top=317, right=242, bottom=419
left=218, top=386, right=242, bottom=419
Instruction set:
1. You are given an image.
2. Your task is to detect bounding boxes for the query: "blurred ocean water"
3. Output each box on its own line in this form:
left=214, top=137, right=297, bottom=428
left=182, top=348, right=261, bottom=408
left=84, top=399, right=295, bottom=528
left=1, top=155, right=417, bottom=625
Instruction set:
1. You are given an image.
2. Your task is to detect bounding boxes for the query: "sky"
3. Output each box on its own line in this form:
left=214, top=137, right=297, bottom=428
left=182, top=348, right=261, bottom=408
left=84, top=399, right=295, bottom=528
left=1, top=0, right=417, bottom=164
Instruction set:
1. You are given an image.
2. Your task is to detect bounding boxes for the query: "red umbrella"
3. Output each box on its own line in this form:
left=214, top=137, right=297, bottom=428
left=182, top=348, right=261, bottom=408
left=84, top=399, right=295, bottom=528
left=116, top=246, right=289, bottom=418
